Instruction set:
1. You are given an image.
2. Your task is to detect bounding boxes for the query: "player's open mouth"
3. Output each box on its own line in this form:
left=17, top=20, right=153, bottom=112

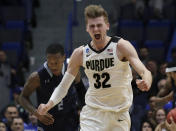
left=94, top=34, right=101, bottom=40
left=51, top=69, right=58, bottom=73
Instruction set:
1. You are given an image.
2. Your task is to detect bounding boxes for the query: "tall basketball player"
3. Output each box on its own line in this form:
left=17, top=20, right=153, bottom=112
left=37, top=5, right=152, bottom=131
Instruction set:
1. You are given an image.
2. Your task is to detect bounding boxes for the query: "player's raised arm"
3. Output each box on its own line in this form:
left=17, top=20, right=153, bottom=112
left=38, top=46, right=83, bottom=115
left=117, top=39, right=152, bottom=91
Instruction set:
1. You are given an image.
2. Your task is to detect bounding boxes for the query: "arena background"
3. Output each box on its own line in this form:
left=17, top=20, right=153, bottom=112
left=0, top=0, right=176, bottom=130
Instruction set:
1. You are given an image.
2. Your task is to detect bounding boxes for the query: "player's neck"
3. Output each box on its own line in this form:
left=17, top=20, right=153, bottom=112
left=91, top=36, right=111, bottom=51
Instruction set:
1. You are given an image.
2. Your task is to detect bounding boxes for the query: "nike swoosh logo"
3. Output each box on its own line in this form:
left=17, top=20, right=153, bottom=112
left=118, top=119, right=124, bottom=122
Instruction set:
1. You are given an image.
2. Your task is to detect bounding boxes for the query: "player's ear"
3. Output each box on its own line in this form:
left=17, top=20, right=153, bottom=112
left=106, top=22, right=110, bottom=30
left=86, top=24, right=89, bottom=33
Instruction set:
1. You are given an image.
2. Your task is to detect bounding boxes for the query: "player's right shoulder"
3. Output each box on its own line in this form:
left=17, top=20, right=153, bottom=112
left=69, top=46, right=83, bottom=66
left=73, top=46, right=84, bottom=56
left=25, top=71, right=40, bottom=88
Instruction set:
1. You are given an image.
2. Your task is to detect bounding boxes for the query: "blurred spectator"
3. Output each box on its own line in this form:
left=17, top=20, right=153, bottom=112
left=0, top=50, right=13, bottom=88
left=135, top=0, right=164, bottom=19
left=0, top=50, right=22, bottom=111
left=25, top=113, right=37, bottom=131
left=116, top=0, right=172, bottom=22
left=140, top=119, right=154, bottom=131
left=0, top=50, right=12, bottom=110
left=158, top=62, right=168, bottom=80
left=10, top=117, right=24, bottom=131
left=144, top=98, right=158, bottom=129
left=0, top=50, right=17, bottom=87
left=1, top=104, right=19, bottom=131
left=155, top=113, right=176, bottom=131
left=147, top=108, right=167, bottom=129
left=139, top=47, right=150, bottom=65
left=157, top=79, right=166, bottom=91
left=155, top=108, right=167, bottom=125
left=0, top=121, right=6, bottom=131
left=155, top=117, right=172, bottom=131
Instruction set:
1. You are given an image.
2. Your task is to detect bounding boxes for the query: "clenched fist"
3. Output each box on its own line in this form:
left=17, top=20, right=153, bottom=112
left=136, top=79, right=150, bottom=91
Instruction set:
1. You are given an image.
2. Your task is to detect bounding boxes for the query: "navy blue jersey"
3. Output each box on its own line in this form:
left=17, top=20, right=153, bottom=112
left=36, top=62, right=77, bottom=116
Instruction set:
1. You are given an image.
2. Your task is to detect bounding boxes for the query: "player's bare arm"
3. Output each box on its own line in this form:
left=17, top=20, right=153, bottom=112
left=19, top=72, right=54, bottom=125
left=38, top=46, right=83, bottom=114
left=117, top=38, right=152, bottom=91
left=67, top=46, right=83, bottom=76
left=19, top=72, right=40, bottom=115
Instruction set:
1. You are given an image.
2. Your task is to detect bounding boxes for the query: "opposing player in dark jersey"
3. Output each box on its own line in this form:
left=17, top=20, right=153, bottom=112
left=19, top=43, right=86, bottom=131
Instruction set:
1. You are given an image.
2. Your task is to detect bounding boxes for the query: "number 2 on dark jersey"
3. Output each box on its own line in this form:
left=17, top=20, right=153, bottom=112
left=93, top=72, right=111, bottom=89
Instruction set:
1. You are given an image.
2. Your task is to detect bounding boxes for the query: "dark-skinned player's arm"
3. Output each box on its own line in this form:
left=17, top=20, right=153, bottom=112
left=37, top=46, right=83, bottom=115
left=19, top=72, right=54, bottom=125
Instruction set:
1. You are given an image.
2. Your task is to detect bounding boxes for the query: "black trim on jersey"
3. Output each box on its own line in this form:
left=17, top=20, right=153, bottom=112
left=88, top=36, right=121, bottom=54
left=111, top=36, right=121, bottom=43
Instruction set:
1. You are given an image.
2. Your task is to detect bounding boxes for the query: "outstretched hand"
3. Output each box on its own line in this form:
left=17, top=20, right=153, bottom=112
left=136, top=79, right=150, bottom=91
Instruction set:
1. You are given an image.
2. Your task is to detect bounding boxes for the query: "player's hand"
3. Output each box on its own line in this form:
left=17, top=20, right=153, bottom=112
left=136, top=79, right=150, bottom=91
left=38, top=103, right=49, bottom=115
left=165, top=117, right=176, bottom=131
left=37, top=112, right=54, bottom=125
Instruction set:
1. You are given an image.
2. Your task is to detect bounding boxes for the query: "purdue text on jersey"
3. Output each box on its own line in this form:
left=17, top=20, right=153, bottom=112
left=86, top=58, right=114, bottom=72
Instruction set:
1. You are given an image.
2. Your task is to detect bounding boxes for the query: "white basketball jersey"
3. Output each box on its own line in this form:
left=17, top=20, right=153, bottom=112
left=82, top=36, right=133, bottom=112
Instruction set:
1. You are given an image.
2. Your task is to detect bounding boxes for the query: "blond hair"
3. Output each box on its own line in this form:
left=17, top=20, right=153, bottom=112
left=84, top=5, right=109, bottom=24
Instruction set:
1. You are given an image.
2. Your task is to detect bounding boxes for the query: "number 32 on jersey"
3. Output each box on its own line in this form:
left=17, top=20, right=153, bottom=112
left=93, top=72, right=111, bottom=89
